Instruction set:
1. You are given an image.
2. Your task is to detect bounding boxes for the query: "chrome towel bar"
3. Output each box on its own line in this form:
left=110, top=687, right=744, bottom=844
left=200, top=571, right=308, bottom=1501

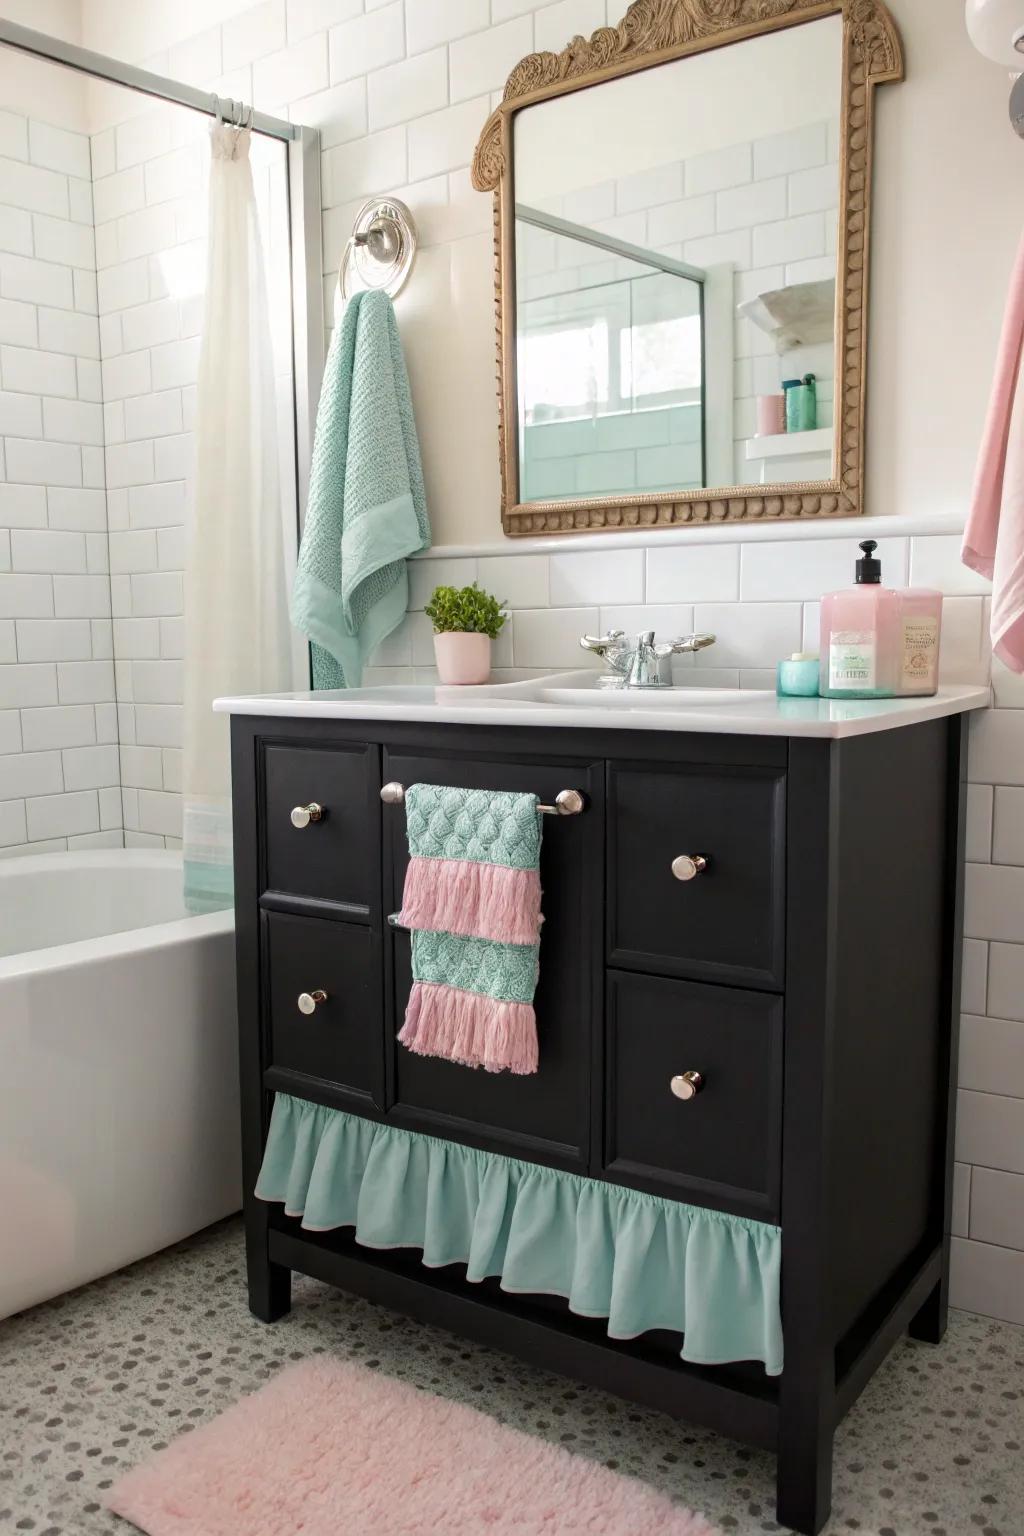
left=379, top=782, right=586, bottom=817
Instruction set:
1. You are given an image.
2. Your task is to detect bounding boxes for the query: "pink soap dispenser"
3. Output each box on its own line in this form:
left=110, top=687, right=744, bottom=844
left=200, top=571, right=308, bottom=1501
left=819, top=540, right=899, bottom=699
left=819, top=541, right=943, bottom=699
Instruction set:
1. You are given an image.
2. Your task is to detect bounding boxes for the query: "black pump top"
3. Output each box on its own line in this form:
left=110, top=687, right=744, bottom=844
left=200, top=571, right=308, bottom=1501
left=855, top=539, right=881, bottom=585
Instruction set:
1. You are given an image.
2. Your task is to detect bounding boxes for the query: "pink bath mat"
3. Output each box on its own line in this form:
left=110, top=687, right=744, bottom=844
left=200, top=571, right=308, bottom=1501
left=107, top=1355, right=719, bottom=1535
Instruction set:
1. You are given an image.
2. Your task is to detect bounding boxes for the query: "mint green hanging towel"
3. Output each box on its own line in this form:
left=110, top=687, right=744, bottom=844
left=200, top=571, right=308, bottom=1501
left=292, top=289, right=431, bottom=689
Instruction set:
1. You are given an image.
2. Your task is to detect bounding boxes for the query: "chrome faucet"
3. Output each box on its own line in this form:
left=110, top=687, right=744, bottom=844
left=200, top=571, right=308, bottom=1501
left=579, top=628, right=716, bottom=689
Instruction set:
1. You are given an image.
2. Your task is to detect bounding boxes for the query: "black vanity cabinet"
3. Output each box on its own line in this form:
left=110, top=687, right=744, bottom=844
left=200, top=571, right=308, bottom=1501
left=229, top=709, right=968, bottom=1536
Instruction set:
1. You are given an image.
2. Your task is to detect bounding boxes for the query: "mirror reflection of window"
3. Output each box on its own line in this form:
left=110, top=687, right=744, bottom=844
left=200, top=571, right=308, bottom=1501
left=516, top=215, right=706, bottom=502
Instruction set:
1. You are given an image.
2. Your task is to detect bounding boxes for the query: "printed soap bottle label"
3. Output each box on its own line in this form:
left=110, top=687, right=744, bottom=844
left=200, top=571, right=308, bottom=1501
left=901, top=616, right=939, bottom=687
left=829, top=632, right=876, bottom=690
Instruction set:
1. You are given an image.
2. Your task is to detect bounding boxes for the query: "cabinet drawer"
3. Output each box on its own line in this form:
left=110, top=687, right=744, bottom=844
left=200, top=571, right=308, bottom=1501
left=608, top=761, right=785, bottom=989
left=265, top=910, right=383, bottom=1109
left=263, top=742, right=377, bottom=910
left=605, top=970, right=781, bottom=1219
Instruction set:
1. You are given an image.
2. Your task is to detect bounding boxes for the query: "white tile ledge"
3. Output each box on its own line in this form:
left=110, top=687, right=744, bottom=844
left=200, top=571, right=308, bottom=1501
left=414, top=512, right=966, bottom=561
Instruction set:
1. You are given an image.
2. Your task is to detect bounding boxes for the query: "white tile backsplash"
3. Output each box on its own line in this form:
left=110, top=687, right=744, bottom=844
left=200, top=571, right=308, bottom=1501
left=950, top=1236, right=1024, bottom=1325
left=971, top=706, right=1024, bottom=786
left=645, top=544, right=740, bottom=605
left=965, top=784, right=993, bottom=865
left=549, top=549, right=643, bottom=608
left=988, top=942, right=1024, bottom=1023
left=959, top=1014, right=1024, bottom=1100
left=740, top=538, right=907, bottom=602
left=969, top=1166, right=1024, bottom=1251
left=965, top=863, right=1024, bottom=945
left=956, top=1090, right=1024, bottom=1176
left=512, top=606, right=598, bottom=668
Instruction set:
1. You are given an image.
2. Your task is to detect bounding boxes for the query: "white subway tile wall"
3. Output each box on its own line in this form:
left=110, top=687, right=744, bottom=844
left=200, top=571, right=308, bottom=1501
left=0, top=2, right=1018, bottom=1323
left=0, top=113, right=121, bottom=856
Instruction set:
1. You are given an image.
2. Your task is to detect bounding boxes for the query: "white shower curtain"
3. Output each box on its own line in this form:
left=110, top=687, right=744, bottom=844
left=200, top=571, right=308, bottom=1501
left=182, top=122, right=293, bottom=913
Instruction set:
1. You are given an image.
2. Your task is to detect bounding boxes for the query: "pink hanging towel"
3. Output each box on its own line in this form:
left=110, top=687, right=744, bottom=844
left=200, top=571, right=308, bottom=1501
left=963, top=231, right=1024, bottom=672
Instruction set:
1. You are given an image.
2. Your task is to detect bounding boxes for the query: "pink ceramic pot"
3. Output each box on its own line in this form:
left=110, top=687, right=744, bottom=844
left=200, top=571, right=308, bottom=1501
left=433, top=632, right=491, bottom=685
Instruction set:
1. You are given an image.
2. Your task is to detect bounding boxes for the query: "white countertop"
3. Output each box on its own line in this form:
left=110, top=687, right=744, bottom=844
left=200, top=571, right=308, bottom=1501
left=214, top=673, right=989, bottom=740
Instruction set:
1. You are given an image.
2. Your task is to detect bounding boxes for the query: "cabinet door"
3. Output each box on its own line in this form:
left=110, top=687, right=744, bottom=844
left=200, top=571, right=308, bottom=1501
left=605, top=970, right=782, bottom=1219
left=608, top=761, right=785, bottom=990
left=384, top=748, right=602, bottom=1170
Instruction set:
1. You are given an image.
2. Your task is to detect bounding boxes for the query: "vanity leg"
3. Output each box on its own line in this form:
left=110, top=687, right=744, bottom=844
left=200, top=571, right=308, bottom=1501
left=775, top=1403, right=833, bottom=1536
left=247, top=1233, right=291, bottom=1323
left=244, top=1200, right=291, bottom=1322
left=908, top=1273, right=947, bottom=1346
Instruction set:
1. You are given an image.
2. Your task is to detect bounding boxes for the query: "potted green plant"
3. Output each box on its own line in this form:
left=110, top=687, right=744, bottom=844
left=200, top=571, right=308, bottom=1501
left=424, top=582, right=507, bottom=685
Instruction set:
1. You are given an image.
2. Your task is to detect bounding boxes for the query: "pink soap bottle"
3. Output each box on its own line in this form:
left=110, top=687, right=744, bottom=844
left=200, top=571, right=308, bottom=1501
left=819, top=541, right=943, bottom=698
left=819, top=540, right=900, bottom=699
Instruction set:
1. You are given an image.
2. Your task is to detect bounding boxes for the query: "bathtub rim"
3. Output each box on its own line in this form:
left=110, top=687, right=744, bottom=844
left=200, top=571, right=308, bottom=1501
left=0, top=848, right=234, bottom=982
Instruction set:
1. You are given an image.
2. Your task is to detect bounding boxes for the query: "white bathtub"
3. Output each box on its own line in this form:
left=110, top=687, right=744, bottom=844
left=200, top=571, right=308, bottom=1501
left=0, top=849, right=241, bottom=1320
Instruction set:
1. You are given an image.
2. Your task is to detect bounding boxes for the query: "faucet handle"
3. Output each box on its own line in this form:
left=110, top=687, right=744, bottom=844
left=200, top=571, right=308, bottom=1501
left=580, top=629, right=626, bottom=658
left=655, top=633, right=716, bottom=657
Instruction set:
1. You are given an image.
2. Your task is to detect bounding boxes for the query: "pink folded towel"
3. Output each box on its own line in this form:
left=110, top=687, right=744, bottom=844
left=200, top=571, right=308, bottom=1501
left=963, top=230, right=1024, bottom=672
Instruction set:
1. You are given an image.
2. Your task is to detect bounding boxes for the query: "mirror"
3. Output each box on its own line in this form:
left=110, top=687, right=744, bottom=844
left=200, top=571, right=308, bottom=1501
left=472, top=0, right=903, bottom=537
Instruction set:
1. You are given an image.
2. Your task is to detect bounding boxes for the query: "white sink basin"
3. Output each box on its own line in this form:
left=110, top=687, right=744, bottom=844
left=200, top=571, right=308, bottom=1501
left=480, top=671, right=773, bottom=708
left=536, top=684, right=772, bottom=708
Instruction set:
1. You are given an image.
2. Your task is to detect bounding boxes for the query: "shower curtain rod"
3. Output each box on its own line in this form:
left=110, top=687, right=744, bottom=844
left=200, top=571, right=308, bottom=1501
left=0, top=18, right=298, bottom=143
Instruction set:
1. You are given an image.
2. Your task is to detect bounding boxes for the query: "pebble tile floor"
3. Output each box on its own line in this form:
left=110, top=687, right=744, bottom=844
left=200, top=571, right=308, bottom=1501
left=1, top=1217, right=1021, bottom=1536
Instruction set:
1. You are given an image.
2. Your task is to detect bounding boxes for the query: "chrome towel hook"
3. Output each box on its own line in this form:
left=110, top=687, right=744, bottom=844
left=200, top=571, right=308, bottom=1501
left=339, top=196, right=417, bottom=302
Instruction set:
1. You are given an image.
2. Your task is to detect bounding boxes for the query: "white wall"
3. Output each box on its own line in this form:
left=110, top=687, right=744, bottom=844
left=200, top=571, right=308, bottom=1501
left=0, top=1, right=89, bottom=130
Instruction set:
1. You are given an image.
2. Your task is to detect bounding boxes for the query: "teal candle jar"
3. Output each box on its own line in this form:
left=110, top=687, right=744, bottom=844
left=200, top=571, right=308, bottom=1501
left=785, top=374, right=817, bottom=433
left=777, top=652, right=819, bottom=697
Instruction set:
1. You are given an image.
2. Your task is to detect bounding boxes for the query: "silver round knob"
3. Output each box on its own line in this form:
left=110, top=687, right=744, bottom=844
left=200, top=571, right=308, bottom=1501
left=290, top=802, right=323, bottom=829
left=297, top=989, right=327, bottom=1015
left=670, top=1071, right=704, bottom=1101
left=555, top=788, right=585, bottom=816
left=671, top=854, right=707, bottom=882
left=355, top=214, right=403, bottom=264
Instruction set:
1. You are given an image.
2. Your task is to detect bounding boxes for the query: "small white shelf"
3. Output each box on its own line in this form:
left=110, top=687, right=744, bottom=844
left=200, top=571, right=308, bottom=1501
left=736, top=278, right=836, bottom=351
left=746, top=427, right=832, bottom=461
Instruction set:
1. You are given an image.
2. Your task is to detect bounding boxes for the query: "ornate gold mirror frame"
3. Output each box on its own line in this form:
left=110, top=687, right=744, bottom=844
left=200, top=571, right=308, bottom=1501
left=471, top=0, right=903, bottom=538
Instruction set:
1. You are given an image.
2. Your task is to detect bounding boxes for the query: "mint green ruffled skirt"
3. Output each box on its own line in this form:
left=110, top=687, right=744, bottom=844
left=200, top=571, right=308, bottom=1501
left=256, top=1094, right=783, bottom=1375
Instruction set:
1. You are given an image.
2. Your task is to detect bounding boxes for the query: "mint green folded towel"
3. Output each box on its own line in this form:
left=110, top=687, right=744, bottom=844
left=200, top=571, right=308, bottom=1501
left=292, top=289, right=431, bottom=689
